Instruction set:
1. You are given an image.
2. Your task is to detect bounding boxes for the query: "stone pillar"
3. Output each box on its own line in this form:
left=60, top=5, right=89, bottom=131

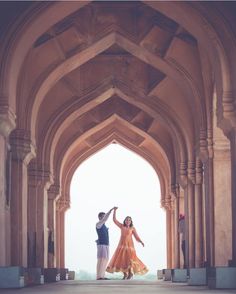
left=170, top=197, right=175, bottom=268
left=0, top=109, right=15, bottom=266
left=28, top=163, right=38, bottom=267
left=203, top=157, right=214, bottom=267
left=195, top=159, right=204, bottom=267
left=166, top=206, right=172, bottom=269
left=179, top=162, right=188, bottom=268
left=10, top=129, right=35, bottom=266
left=213, top=137, right=232, bottom=266
left=27, top=163, right=53, bottom=268
left=188, top=161, right=195, bottom=268
left=174, top=185, right=180, bottom=268
left=48, top=185, right=60, bottom=268
left=56, top=198, right=70, bottom=268
left=228, top=130, right=236, bottom=265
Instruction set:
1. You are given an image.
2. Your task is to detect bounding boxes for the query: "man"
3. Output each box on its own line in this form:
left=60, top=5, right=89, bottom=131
left=96, top=207, right=116, bottom=280
left=178, top=213, right=186, bottom=268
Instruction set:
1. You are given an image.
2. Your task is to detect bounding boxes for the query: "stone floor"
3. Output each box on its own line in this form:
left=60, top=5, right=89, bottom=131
left=1, top=280, right=236, bottom=294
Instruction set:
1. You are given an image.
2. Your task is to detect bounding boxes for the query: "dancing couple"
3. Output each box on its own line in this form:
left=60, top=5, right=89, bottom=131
left=95, top=206, right=148, bottom=280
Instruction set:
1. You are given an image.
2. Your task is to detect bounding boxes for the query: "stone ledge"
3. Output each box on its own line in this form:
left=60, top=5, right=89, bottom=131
left=68, top=271, right=75, bottom=280
left=0, top=266, right=24, bottom=288
left=43, top=268, right=60, bottom=283
left=208, top=267, right=236, bottom=289
left=188, top=268, right=207, bottom=285
left=59, top=268, right=69, bottom=280
left=157, top=269, right=163, bottom=280
left=163, top=269, right=172, bottom=281
left=171, top=268, right=187, bottom=282
left=25, top=267, right=44, bottom=286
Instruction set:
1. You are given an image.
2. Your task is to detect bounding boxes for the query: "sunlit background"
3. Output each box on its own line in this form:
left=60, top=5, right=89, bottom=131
left=65, top=143, right=166, bottom=280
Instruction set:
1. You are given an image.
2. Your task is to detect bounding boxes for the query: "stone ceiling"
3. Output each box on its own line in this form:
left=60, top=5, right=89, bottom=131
left=4, top=1, right=212, bottom=206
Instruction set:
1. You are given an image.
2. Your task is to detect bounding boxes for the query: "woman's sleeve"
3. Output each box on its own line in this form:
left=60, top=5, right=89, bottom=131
left=113, top=209, right=123, bottom=228
left=132, top=227, right=142, bottom=242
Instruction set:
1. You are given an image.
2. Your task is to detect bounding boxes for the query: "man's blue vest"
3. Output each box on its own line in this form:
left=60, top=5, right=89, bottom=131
left=96, top=224, right=109, bottom=245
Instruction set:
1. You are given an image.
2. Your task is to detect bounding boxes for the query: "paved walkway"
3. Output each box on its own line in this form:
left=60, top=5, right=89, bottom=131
left=1, top=280, right=236, bottom=294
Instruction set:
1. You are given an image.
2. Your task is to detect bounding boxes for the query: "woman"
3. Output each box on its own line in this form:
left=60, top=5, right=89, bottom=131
left=106, top=207, right=148, bottom=279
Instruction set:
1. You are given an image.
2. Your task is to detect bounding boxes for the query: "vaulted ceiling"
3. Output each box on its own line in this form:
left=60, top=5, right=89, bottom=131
left=3, top=1, right=235, bottom=208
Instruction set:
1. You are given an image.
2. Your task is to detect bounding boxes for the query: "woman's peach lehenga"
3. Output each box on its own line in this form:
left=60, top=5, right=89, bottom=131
left=106, top=222, right=148, bottom=276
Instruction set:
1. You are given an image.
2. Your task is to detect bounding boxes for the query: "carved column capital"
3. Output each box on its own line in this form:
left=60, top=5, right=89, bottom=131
left=10, top=129, right=36, bottom=163
left=188, top=161, right=196, bottom=184
left=195, top=158, right=203, bottom=185
left=48, top=185, right=60, bottom=201
left=161, top=196, right=174, bottom=211
left=179, top=162, right=188, bottom=188
left=56, top=198, right=70, bottom=212
left=207, top=129, right=214, bottom=159
left=0, top=103, right=16, bottom=137
left=199, top=129, right=209, bottom=160
left=28, top=161, right=54, bottom=190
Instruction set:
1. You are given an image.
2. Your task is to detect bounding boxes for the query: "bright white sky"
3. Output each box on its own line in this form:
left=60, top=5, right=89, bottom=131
left=65, top=143, right=166, bottom=278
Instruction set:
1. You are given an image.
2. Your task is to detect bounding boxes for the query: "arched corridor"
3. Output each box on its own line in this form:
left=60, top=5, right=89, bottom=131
left=0, top=0, right=236, bottom=289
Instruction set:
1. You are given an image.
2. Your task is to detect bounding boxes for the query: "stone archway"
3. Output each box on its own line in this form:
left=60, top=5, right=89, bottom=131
left=0, top=2, right=236, bottom=289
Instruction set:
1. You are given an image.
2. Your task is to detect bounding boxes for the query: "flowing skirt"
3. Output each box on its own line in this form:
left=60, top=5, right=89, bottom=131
left=106, top=244, right=148, bottom=275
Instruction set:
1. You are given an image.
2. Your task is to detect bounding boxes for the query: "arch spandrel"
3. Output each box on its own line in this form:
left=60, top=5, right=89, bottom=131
left=0, top=1, right=89, bottom=113
left=145, top=1, right=236, bottom=129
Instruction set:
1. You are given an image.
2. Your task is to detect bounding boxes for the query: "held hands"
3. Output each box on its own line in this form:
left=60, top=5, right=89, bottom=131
left=110, top=207, right=118, bottom=213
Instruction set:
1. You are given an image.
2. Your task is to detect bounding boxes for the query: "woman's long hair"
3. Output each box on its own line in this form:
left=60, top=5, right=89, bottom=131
left=123, top=216, right=133, bottom=227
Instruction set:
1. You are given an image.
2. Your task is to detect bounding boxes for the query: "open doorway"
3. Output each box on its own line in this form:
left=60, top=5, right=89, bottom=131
left=65, top=143, right=166, bottom=280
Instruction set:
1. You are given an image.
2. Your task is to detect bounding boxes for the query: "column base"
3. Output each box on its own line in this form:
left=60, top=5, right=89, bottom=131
left=25, top=267, right=44, bottom=285
left=208, top=267, right=236, bottom=289
left=0, top=266, right=25, bottom=288
left=188, top=268, right=207, bottom=285
left=171, top=269, right=187, bottom=282
left=59, top=268, right=69, bottom=280
left=43, top=268, right=60, bottom=282
left=163, top=269, right=172, bottom=281
left=157, top=269, right=163, bottom=280
left=68, top=271, right=75, bottom=280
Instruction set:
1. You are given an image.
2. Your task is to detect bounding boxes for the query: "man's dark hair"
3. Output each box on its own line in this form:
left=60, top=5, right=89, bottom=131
left=98, top=212, right=105, bottom=219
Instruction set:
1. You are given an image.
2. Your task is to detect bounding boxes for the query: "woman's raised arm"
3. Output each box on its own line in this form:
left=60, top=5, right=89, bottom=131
left=113, top=207, right=123, bottom=228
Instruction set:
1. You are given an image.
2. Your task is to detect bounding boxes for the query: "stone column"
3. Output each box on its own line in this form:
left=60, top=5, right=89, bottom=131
left=27, top=163, right=53, bottom=268
left=170, top=197, right=175, bottom=268
left=173, top=185, right=180, bottom=268
left=10, top=129, right=35, bottom=266
left=179, top=162, right=188, bottom=268
left=56, top=202, right=61, bottom=268
left=48, top=185, right=60, bottom=268
left=166, top=206, right=172, bottom=269
left=56, top=198, right=70, bottom=269
left=228, top=130, right=236, bottom=265
left=188, top=161, right=195, bottom=268
left=0, top=108, right=15, bottom=266
left=203, top=157, right=214, bottom=267
left=195, top=158, right=204, bottom=267
left=213, top=137, right=232, bottom=266
left=28, top=162, right=38, bottom=267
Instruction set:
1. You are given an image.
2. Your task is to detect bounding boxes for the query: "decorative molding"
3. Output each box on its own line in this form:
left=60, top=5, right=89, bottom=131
left=10, top=129, right=36, bottom=163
